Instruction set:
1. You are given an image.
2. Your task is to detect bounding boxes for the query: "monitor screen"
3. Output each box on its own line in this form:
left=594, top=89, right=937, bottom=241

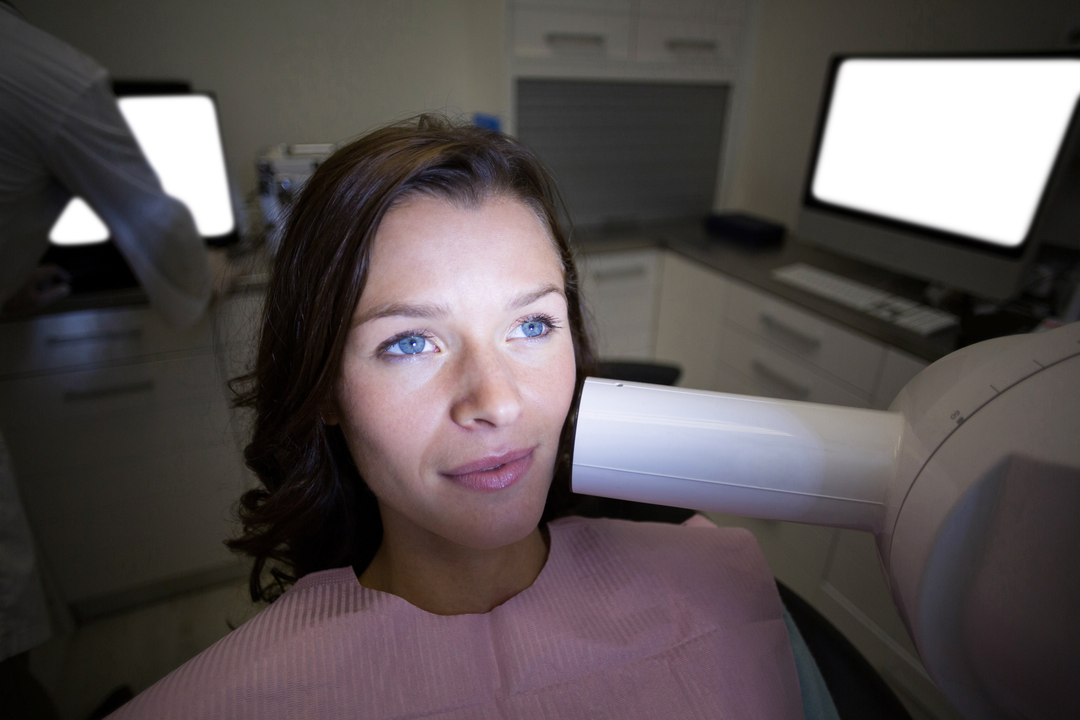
left=807, top=56, right=1080, bottom=253
left=798, top=54, right=1080, bottom=302
left=49, top=93, right=235, bottom=246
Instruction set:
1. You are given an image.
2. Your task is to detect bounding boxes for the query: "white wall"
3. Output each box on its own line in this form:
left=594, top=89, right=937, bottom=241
left=21, top=0, right=1080, bottom=229
left=724, top=0, right=1080, bottom=227
left=23, top=0, right=509, bottom=195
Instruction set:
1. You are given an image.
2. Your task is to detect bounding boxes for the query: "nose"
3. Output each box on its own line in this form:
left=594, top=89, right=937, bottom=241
left=449, top=343, right=524, bottom=429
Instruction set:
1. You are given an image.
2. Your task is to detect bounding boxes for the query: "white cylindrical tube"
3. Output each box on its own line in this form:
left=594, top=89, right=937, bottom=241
left=572, top=378, right=903, bottom=531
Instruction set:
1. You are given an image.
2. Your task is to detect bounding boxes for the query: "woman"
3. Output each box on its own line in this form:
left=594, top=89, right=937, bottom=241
left=113, top=117, right=832, bottom=718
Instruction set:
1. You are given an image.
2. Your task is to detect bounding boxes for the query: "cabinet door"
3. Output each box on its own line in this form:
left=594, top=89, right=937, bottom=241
left=635, top=19, right=739, bottom=68
left=512, top=6, right=631, bottom=61
left=0, top=306, right=213, bottom=379
left=727, top=281, right=886, bottom=396
left=0, top=352, right=245, bottom=606
left=654, top=253, right=728, bottom=390
left=718, top=322, right=873, bottom=407
left=580, top=249, right=661, bottom=360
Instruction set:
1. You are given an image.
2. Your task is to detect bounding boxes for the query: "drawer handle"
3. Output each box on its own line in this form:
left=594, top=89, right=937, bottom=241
left=760, top=314, right=821, bottom=349
left=545, top=32, right=606, bottom=52
left=593, top=265, right=647, bottom=283
left=750, top=360, right=810, bottom=400
left=47, top=329, right=143, bottom=345
left=665, top=38, right=718, bottom=54
left=63, top=380, right=154, bottom=403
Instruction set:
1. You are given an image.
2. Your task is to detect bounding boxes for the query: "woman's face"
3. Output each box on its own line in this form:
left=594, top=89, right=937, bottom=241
left=329, top=194, right=577, bottom=551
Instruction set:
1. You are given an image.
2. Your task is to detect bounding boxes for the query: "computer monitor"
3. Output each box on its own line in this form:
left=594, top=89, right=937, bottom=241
left=797, top=54, right=1080, bottom=302
left=48, top=90, right=236, bottom=247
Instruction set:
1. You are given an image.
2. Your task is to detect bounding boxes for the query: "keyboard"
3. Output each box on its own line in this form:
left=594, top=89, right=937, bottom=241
left=771, top=263, right=959, bottom=336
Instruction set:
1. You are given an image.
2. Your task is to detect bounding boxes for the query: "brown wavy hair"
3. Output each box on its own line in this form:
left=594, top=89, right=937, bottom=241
left=228, top=116, right=595, bottom=602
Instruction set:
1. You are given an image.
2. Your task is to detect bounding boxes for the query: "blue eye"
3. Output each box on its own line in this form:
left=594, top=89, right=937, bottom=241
left=521, top=320, right=546, bottom=338
left=386, top=335, right=430, bottom=355
left=509, top=316, right=557, bottom=340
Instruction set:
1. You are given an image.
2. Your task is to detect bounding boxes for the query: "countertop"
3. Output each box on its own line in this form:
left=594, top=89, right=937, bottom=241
left=5, top=225, right=975, bottom=362
left=573, top=220, right=964, bottom=362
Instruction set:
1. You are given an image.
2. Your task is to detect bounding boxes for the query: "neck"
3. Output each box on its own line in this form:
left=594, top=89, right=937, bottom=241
left=358, top=510, right=549, bottom=615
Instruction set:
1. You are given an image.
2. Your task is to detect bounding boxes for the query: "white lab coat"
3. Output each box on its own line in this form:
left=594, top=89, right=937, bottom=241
left=0, top=4, right=212, bottom=659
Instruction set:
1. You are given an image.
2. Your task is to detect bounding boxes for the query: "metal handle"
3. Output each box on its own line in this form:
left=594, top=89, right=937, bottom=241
left=63, top=380, right=154, bottom=403
left=750, top=360, right=810, bottom=401
left=545, top=32, right=606, bottom=51
left=593, top=265, right=647, bottom=283
left=664, top=38, right=718, bottom=54
left=759, top=314, right=821, bottom=350
left=47, top=329, right=143, bottom=345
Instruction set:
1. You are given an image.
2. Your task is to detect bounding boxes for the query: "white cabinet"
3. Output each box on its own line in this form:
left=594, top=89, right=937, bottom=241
left=718, top=322, right=873, bottom=407
left=654, top=252, right=728, bottom=390
left=0, top=305, right=247, bottom=618
left=509, top=0, right=749, bottom=81
left=635, top=19, right=739, bottom=67
left=579, top=248, right=662, bottom=360
left=717, top=280, right=889, bottom=408
left=512, top=6, right=632, bottom=62
left=726, top=281, right=886, bottom=396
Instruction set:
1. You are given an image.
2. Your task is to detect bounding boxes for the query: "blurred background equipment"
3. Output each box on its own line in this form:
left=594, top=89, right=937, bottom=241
left=256, top=143, right=335, bottom=255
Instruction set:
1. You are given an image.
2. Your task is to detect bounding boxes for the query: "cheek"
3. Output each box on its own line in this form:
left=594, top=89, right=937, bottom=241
left=335, top=372, right=441, bottom=483
left=524, top=336, right=578, bottom=429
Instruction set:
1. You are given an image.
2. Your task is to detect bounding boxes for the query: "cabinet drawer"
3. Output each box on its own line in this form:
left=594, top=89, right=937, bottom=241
left=0, top=306, right=213, bottom=378
left=719, top=322, right=872, bottom=407
left=513, top=7, right=631, bottom=61
left=726, top=282, right=885, bottom=395
left=21, top=440, right=242, bottom=604
left=0, top=354, right=229, bottom=476
left=635, top=19, right=739, bottom=66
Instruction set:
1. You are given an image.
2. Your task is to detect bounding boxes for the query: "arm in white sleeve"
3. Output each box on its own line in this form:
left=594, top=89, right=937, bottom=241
left=44, top=77, right=212, bottom=327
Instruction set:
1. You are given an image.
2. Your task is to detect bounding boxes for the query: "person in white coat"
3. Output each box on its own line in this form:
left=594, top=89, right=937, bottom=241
left=0, top=2, right=213, bottom=712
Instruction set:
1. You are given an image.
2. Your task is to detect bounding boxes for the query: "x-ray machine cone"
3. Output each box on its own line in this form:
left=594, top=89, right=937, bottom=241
left=572, top=322, right=1080, bottom=720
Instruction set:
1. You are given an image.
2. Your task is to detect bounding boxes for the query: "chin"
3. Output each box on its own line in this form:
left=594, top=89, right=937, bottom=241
left=447, top=497, right=548, bottom=551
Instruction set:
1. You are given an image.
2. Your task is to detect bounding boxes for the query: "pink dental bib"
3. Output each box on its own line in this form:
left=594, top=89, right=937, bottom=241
left=114, top=516, right=803, bottom=719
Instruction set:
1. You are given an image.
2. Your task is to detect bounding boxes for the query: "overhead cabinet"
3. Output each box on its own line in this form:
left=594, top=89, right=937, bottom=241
left=509, top=0, right=750, bottom=81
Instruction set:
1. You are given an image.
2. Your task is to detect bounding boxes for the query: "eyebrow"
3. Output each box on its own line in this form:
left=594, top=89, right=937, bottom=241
left=353, top=283, right=565, bottom=327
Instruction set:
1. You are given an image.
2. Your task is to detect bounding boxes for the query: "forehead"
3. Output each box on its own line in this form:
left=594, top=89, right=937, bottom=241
left=359, top=195, right=565, bottom=306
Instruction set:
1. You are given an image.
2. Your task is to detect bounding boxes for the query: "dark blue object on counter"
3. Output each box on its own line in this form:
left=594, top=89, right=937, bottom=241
left=705, top=212, right=786, bottom=248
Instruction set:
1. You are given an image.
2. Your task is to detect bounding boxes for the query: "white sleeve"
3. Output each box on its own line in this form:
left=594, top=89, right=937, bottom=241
left=44, top=78, right=212, bottom=327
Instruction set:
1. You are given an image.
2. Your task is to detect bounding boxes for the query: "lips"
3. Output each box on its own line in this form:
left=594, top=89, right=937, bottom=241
left=443, top=448, right=535, bottom=492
